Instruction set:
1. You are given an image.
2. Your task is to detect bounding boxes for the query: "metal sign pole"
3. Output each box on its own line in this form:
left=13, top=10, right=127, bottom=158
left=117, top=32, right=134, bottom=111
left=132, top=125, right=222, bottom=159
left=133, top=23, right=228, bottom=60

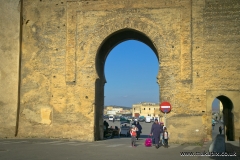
left=164, top=112, right=167, bottom=128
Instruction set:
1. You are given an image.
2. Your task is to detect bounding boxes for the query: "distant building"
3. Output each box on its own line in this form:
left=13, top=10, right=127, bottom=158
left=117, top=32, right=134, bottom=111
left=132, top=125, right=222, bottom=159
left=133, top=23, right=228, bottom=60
left=104, top=106, right=131, bottom=116
left=106, top=106, right=113, bottom=111
left=106, top=110, right=117, bottom=115
left=132, top=102, right=159, bottom=118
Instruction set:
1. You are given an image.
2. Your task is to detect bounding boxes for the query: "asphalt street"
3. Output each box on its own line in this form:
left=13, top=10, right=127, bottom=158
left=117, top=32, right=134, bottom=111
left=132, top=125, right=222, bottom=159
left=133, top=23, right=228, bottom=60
left=0, top=138, right=207, bottom=160
left=0, top=121, right=238, bottom=160
left=212, top=122, right=225, bottom=138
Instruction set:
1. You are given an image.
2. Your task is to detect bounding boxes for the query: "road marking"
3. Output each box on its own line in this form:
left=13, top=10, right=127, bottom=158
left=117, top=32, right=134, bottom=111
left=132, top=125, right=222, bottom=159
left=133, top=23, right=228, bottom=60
left=183, top=146, right=199, bottom=150
left=64, top=142, right=78, bottom=144
left=67, top=143, right=88, bottom=146
left=37, top=141, right=63, bottom=144
left=106, top=144, right=125, bottom=147
left=0, top=141, right=28, bottom=144
left=52, top=142, right=70, bottom=145
left=0, top=141, right=12, bottom=144
left=89, top=144, right=105, bottom=147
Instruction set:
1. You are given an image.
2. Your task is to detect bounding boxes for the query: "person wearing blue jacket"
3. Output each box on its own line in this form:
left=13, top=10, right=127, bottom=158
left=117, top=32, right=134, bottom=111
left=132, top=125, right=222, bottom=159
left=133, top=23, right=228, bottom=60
left=150, top=119, right=163, bottom=149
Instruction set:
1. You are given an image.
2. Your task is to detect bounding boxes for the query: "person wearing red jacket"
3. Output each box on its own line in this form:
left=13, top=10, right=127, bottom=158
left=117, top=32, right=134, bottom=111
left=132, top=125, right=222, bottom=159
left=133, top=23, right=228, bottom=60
left=130, top=125, right=138, bottom=147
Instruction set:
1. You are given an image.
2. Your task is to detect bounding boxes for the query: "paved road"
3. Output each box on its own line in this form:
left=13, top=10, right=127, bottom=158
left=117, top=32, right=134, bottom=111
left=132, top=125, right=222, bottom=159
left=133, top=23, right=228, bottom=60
left=0, top=121, right=238, bottom=160
left=212, top=122, right=225, bottom=139
left=0, top=138, right=207, bottom=160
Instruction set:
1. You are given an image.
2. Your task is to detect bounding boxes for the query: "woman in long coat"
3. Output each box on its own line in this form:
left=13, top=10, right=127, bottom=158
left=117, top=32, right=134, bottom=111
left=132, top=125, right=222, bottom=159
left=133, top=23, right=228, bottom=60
left=150, top=119, right=163, bottom=149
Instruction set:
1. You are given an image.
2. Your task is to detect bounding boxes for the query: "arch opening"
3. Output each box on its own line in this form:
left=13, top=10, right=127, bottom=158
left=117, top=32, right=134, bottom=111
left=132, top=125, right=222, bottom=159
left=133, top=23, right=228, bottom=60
left=96, top=28, right=159, bottom=82
left=95, top=28, right=159, bottom=140
left=211, top=95, right=234, bottom=141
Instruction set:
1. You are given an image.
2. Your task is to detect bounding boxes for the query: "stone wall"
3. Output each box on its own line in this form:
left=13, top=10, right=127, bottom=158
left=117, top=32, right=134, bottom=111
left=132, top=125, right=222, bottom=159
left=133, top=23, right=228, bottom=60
left=0, top=0, right=20, bottom=138
left=0, top=0, right=239, bottom=143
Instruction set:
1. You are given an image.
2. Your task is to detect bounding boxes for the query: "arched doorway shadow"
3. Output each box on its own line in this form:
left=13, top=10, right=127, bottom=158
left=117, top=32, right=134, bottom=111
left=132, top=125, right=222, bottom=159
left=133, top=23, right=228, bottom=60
left=95, top=28, right=159, bottom=140
left=212, top=96, right=235, bottom=141
left=217, top=96, right=234, bottom=141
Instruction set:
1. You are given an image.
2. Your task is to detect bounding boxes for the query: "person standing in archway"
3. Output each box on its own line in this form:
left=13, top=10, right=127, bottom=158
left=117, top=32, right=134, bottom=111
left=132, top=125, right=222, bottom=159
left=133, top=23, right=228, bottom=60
left=212, top=123, right=215, bottom=130
left=219, top=126, right=222, bottom=134
left=103, top=120, right=109, bottom=137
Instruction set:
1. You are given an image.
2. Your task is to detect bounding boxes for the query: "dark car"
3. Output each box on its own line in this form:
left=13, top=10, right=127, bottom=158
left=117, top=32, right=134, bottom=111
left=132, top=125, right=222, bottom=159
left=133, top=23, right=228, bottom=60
left=103, top=115, right=109, bottom=120
left=138, top=117, right=145, bottom=122
left=115, top=116, right=120, bottom=121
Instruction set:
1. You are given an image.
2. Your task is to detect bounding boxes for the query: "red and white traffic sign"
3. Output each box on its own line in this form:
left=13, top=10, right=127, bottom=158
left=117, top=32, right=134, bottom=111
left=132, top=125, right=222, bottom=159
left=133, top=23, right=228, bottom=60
left=160, top=101, right=172, bottom=113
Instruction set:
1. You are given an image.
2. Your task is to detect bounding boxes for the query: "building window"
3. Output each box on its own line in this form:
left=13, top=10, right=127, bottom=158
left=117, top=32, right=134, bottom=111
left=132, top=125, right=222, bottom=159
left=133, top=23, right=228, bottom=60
left=144, top=108, right=145, bottom=110
left=149, top=108, right=150, bottom=110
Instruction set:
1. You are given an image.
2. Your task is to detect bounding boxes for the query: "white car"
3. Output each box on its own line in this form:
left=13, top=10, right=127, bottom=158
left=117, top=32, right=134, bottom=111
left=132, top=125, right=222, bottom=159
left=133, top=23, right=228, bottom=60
left=145, top=116, right=151, bottom=123
left=109, top=116, right=114, bottom=121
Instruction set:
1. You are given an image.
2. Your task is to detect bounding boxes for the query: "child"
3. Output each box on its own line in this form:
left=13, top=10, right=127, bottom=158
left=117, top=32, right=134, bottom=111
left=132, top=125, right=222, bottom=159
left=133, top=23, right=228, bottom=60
left=163, top=127, right=169, bottom=148
left=159, top=122, right=165, bottom=145
left=130, top=125, right=138, bottom=147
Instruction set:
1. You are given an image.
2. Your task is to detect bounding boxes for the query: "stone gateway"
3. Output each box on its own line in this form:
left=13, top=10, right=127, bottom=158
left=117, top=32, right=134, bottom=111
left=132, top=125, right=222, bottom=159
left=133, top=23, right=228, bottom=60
left=0, top=0, right=239, bottom=143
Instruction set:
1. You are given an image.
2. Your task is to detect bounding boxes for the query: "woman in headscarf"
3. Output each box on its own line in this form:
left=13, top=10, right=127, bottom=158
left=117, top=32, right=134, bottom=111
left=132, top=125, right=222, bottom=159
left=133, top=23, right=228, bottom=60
left=150, top=119, right=163, bottom=149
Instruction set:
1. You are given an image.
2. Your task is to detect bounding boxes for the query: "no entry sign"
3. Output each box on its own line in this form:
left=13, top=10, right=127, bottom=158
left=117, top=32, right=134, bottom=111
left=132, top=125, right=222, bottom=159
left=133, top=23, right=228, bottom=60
left=160, top=101, right=171, bottom=113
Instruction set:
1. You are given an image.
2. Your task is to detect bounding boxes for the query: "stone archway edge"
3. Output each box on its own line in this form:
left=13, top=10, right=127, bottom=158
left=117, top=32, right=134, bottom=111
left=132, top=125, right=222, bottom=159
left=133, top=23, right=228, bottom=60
left=66, top=1, right=193, bottom=83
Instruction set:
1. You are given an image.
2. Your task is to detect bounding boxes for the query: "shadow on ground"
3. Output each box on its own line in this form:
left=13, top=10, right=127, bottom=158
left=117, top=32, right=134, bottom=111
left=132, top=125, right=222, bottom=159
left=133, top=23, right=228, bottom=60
left=208, top=135, right=240, bottom=160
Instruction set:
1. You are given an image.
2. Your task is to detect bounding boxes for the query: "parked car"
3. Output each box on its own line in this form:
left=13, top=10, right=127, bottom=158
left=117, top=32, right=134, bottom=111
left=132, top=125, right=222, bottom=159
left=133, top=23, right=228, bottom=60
left=212, top=119, right=217, bottom=124
left=138, top=117, right=145, bottom=122
left=103, top=115, right=108, bottom=120
left=127, top=117, right=133, bottom=121
left=145, top=116, right=151, bottom=123
left=115, top=116, right=120, bottom=121
left=109, top=115, right=114, bottom=121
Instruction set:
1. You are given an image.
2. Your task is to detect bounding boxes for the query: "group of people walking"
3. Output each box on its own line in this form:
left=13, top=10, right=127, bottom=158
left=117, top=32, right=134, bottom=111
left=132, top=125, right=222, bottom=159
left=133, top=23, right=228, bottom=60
left=130, top=119, right=169, bottom=148
left=150, top=119, right=169, bottom=149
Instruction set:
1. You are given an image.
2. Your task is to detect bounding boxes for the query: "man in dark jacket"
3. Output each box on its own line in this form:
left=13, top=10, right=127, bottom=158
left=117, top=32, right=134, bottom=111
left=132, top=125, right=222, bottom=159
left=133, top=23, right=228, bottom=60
left=150, top=119, right=162, bottom=149
left=136, top=121, right=142, bottom=140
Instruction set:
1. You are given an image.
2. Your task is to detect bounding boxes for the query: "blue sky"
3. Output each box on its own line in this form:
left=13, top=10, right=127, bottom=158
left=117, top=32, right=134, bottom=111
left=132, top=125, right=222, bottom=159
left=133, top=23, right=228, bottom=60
left=104, top=40, right=220, bottom=110
left=104, top=40, right=159, bottom=108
